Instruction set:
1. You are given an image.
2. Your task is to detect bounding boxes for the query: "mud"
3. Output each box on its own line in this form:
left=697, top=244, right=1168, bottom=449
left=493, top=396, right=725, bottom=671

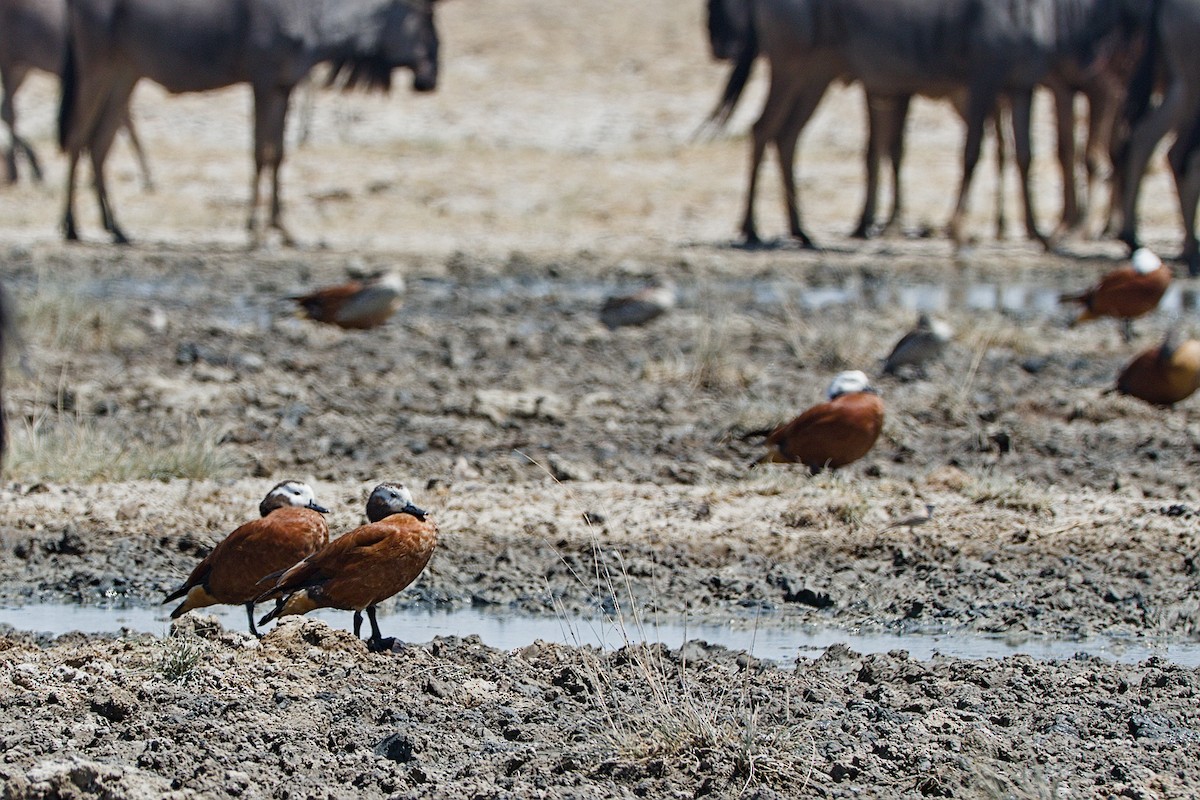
left=1, top=0, right=1199, bottom=796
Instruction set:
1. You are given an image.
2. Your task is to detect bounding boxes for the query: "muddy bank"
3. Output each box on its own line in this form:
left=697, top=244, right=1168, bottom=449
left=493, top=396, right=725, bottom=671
left=0, top=618, right=1197, bottom=799
left=1, top=245, right=1199, bottom=643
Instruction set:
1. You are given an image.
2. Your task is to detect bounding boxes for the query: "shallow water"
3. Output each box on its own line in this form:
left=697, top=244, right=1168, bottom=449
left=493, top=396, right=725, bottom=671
left=73, top=272, right=1200, bottom=325
left=2, top=603, right=1197, bottom=666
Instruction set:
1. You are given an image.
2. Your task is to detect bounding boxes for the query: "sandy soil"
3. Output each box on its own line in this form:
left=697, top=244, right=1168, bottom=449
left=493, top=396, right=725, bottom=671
left=1, top=0, right=1199, bottom=796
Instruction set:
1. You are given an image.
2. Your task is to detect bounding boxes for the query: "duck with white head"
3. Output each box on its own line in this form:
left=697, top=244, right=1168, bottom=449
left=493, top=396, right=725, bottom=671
left=757, top=370, right=885, bottom=472
left=1060, top=248, right=1170, bottom=342
left=163, top=480, right=330, bottom=637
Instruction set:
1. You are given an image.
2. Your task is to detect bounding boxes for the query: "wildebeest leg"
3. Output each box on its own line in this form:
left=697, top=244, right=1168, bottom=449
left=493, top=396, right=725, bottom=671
left=1106, top=107, right=1136, bottom=240
left=250, top=85, right=295, bottom=247
left=2, top=69, right=21, bottom=183
left=741, top=78, right=796, bottom=246
left=742, top=74, right=829, bottom=246
left=1118, top=81, right=1184, bottom=251
left=90, top=150, right=130, bottom=246
left=1082, top=77, right=1122, bottom=238
left=990, top=108, right=1007, bottom=240
left=61, top=155, right=81, bottom=241
left=121, top=112, right=155, bottom=193
left=854, top=94, right=909, bottom=239
left=948, top=86, right=998, bottom=248
left=1009, top=89, right=1047, bottom=248
left=353, top=610, right=363, bottom=638
left=1167, top=130, right=1200, bottom=276
left=951, top=93, right=1007, bottom=240
left=87, top=81, right=136, bottom=245
left=1049, top=82, right=1081, bottom=236
left=1088, top=81, right=1122, bottom=239
left=882, top=96, right=912, bottom=236
left=775, top=85, right=828, bottom=249
left=852, top=94, right=885, bottom=239
left=60, top=62, right=117, bottom=242
left=1, top=66, right=40, bottom=183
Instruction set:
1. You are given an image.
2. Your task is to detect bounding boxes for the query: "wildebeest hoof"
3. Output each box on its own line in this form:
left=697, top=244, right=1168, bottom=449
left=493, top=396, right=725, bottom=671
left=1117, top=232, right=1140, bottom=253
left=734, top=237, right=768, bottom=252
left=738, top=230, right=764, bottom=249
left=794, top=231, right=819, bottom=250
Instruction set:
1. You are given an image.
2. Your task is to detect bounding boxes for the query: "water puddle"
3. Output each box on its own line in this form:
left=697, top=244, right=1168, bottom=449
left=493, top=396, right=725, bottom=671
left=1, top=603, right=1198, bottom=666
left=420, top=276, right=1200, bottom=319
left=51, top=272, right=1200, bottom=327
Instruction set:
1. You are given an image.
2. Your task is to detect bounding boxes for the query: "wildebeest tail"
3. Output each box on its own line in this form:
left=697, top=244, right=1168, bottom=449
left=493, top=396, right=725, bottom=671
left=706, top=0, right=725, bottom=58
left=703, top=10, right=759, bottom=130
left=325, top=56, right=393, bottom=93
left=57, top=23, right=79, bottom=151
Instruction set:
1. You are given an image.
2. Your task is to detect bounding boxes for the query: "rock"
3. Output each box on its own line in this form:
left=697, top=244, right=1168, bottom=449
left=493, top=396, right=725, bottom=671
left=16, top=757, right=189, bottom=800
left=471, top=390, right=570, bottom=425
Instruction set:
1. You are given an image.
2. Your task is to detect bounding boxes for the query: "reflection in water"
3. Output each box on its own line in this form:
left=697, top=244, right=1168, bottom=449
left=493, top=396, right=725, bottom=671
left=1, top=603, right=1197, bottom=666
left=431, top=276, right=1200, bottom=318
left=71, top=272, right=1200, bottom=323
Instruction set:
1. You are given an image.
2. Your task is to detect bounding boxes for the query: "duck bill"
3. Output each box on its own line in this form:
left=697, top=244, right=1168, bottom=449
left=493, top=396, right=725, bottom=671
left=308, top=501, right=331, bottom=514
left=404, top=503, right=428, bottom=521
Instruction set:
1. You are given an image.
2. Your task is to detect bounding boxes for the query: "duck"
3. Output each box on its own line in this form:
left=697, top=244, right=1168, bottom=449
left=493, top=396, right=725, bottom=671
left=257, top=482, right=437, bottom=651
left=1112, top=330, right=1200, bottom=407
left=599, top=279, right=677, bottom=330
left=163, top=480, right=330, bottom=636
left=881, top=313, right=953, bottom=376
left=757, top=370, right=885, bottom=471
left=1060, top=249, right=1170, bottom=342
left=290, top=272, right=405, bottom=330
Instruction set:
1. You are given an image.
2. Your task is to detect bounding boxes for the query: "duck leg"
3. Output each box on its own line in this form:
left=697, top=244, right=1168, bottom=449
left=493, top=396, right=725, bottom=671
left=365, top=605, right=396, bottom=652
left=245, top=602, right=262, bottom=638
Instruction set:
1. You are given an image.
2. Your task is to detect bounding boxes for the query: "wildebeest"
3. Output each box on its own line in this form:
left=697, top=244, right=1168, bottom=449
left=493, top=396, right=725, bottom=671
left=854, top=50, right=1134, bottom=241
left=58, top=0, right=440, bottom=245
left=853, top=91, right=1011, bottom=240
left=704, top=0, right=1004, bottom=239
left=705, top=0, right=1146, bottom=250
left=0, top=0, right=152, bottom=186
left=1114, top=0, right=1200, bottom=276
left=1043, top=47, right=1136, bottom=237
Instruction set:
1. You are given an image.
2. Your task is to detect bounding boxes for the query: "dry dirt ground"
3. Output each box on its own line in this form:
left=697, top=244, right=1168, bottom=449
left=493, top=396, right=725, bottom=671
left=1, top=0, right=1199, bottom=797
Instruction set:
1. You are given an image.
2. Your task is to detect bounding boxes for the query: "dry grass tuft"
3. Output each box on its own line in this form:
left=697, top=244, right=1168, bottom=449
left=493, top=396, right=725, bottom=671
left=525, top=461, right=816, bottom=795
left=5, top=411, right=237, bottom=483
left=780, top=497, right=869, bottom=530
left=807, top=326, right=877, bottom=372
left=1066, top=391, right=1149, bottom=424
left=981, top=321, right=1043, bottom=357
left=968, top=471, right=1054, bottom=515
left=689, top=313, right=753, bottom=390
left=14, top=284, right=141, bottom=354
left=640, top=308, right=754, bottom=391
left=156, top=633, right=207, bottom=684
left=579, top=640, right=815, bottom=794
